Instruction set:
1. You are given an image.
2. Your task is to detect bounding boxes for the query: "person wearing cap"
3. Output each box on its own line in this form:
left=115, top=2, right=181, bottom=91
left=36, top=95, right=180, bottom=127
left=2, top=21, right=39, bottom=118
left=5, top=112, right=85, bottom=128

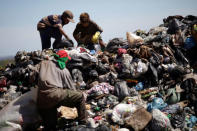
left=73, top=12, right=106, bottom=51
left=29, top=50, right=87, bottom=130
left=37, top=10, right=75, bottom=50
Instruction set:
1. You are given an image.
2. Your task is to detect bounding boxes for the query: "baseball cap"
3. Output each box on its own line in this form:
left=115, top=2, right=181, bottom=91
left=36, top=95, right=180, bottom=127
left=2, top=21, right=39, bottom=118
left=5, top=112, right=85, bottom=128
left=62, top=10, right=74, bottom=23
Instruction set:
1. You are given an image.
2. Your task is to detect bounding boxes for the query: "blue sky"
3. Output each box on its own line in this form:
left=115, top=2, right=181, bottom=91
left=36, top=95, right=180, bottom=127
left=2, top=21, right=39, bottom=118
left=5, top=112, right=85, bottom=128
left=0, top=0, right=197, bottom=57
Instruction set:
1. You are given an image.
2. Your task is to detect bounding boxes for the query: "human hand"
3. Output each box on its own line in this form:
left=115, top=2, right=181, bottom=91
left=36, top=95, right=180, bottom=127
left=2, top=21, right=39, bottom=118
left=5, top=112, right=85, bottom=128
left=68, top=40, right=74, bottom=45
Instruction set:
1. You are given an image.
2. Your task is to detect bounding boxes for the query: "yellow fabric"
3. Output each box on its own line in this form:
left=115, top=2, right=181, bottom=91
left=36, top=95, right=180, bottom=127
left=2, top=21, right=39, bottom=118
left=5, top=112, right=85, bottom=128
left=192, top=24, right=197, bottom=43
left=92, top=31, right=101, bottom=44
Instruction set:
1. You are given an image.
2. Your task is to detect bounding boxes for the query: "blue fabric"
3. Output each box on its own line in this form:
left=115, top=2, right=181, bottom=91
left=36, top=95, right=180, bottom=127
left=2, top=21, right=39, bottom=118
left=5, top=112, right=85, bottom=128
left=134, top=82, right=144, bottom=91
left=147, top=97, right=167, bottom=112
left=184, top=37, right=196, bottom=49
left=90, top=50, right=96, bottom=55
left=189, top=116, right=197, bottom=128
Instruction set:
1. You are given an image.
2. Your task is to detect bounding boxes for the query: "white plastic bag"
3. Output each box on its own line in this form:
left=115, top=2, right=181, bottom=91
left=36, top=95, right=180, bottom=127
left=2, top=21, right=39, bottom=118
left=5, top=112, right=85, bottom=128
left=126, top=32, right=144, bottom=46
left=112, top=103, right=137, bottom=125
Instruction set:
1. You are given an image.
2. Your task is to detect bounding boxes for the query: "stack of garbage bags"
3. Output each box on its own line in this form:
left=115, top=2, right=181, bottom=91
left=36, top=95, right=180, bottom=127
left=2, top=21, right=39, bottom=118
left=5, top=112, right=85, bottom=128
left=1, top=15, right=197, bottom=131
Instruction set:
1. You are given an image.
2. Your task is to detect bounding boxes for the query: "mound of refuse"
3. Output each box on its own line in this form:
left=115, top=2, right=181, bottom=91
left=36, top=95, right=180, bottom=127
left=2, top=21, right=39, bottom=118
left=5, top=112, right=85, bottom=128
left=1, top=15, right=197, bottom=130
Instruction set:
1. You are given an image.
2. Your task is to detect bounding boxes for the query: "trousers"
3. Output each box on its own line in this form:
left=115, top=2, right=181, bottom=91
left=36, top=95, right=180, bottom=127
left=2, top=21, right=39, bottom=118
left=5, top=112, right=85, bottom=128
left=38, top=89, right=86, bottom=131
left=38, top=27, right=62, bottom=50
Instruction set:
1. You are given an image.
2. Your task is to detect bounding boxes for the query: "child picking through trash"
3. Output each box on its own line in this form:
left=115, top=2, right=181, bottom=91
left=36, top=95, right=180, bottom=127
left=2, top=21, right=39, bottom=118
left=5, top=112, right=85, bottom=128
left=29, top=50, right=87, bottom=131
left=37, top=10, right=75, bottom=50
left=73, top=12, right=106, bottom=53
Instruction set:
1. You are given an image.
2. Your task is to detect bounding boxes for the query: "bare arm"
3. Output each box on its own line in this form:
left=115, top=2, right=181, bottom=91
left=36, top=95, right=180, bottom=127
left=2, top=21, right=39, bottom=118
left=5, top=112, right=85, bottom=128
left=73, top=24, right=81, bottom=43
left=56, top=24, right=71, bottom=40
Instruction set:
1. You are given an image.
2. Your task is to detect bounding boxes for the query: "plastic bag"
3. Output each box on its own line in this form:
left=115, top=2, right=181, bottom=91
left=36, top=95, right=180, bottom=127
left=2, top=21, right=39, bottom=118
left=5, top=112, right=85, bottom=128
left=53, top=39, right=74, bottom=49
left=132, top=60, right=148, bottom=78
left=148, top=26, right=167, bottom=35
left=121, top=54, right=133, bottom=76
left=0, top=87, right=40, bottom=130
left=133, top=82, right=144, bottom=91
left=161, top=104, right=181, bottom=114
left=170, top=110, right=185, bottom=128
left=167, top=18, right=184, bottom=34
left=106, top=38, right=127, bottom=53
left=184, top=37, right=196, bottom=49
left=126, top=32, right=144, bottom=46
left=151, top=109, right=172, bottom=131
left=165, top=88, right=180, bottom=105
left=114, top=81, right=130, bottom=101
left=112, top=103, right=138, bottom=125
left=70, top=124, right=111, bottom=131
left=147, top=97, right=167, bottom=112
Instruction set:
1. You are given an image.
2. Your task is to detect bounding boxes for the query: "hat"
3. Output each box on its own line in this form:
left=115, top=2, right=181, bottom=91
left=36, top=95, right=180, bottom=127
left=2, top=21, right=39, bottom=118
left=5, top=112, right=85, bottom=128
left=62, top=10, right=74, bottom=23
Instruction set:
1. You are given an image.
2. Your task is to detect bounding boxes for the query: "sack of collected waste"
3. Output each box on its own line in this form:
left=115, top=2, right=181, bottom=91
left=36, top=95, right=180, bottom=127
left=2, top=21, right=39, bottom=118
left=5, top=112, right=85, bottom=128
left=0, top=87, right=40, bottom=131
left=125, top=107, right=152, bottom=131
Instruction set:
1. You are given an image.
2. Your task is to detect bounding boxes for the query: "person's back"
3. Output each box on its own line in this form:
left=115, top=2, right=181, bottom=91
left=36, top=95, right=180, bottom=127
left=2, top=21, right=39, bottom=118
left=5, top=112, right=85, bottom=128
left=37, top=60, right=76, bottom=109
left=31, top=50, right=86, bottom=130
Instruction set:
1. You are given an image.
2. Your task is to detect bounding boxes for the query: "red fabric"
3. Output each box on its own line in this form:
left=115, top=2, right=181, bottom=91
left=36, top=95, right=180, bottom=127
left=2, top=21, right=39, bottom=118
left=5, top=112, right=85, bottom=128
left=94, top=116, right=102, bottom=121
left=118, top=48, right=127, bottom=55
left=56, top=50, right=71, bottom=60
left=80, top=47, right=87, bottom=53
left=0, top=78, right=6, bottom=87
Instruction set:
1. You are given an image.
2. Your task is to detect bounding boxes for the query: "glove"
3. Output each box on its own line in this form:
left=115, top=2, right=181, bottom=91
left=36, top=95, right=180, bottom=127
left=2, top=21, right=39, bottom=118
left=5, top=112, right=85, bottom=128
left=92, top=31, right=101, bottom=44
left=101, top=44, right=106, bottom=52
left=68, top=40, right=74, bottom=46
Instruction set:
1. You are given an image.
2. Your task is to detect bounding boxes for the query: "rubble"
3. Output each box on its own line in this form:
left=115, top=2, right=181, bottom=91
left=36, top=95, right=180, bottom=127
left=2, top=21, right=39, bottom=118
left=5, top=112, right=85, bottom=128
left=0, top=15, right=197, bottom=130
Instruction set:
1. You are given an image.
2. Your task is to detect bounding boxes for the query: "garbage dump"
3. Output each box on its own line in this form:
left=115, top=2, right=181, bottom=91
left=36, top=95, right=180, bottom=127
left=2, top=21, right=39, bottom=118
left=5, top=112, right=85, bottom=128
left=0, top=15, right=197, bottom=131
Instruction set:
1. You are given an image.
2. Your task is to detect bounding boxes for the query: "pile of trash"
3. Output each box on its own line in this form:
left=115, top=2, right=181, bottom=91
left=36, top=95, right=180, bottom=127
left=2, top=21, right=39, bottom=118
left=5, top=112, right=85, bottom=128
left=1, top=15, right=197, bottom=131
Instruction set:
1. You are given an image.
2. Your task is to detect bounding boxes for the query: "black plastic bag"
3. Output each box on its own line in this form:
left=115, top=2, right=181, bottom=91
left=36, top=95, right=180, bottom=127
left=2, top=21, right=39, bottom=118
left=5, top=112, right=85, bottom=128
left=70, top=124, right=112, bottom=131
left=170, top=110, right=185, bottom=128
left=53, top=39, right=74, bottom=49
left=114, top=81, right=130, bottom=101
left=167, top=18, right=185, bottom=34
left=106, top=38, right=128, bottom=53
left=174, top=48, right=188, bottom=66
